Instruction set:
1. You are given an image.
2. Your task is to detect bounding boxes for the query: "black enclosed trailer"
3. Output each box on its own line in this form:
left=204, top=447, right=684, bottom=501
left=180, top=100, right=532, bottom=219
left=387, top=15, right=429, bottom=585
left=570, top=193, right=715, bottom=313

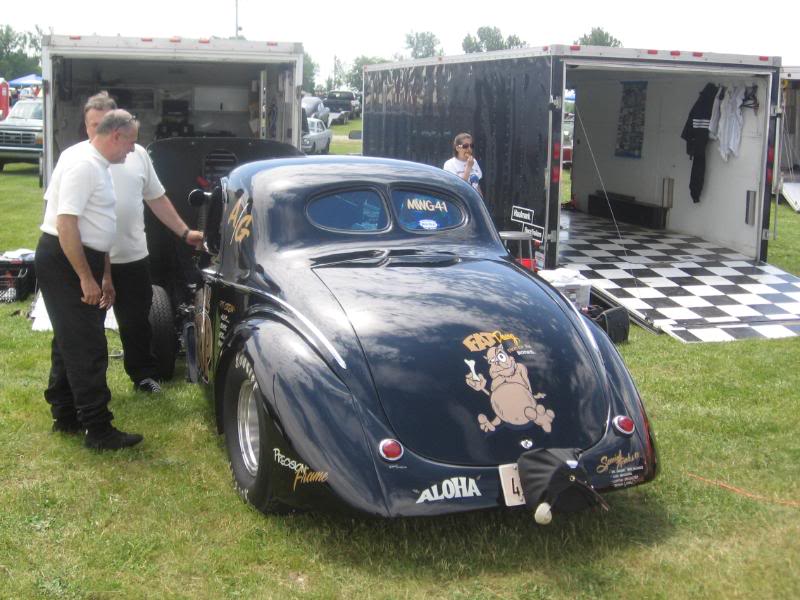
left=363, top=45, right=783, bottom=270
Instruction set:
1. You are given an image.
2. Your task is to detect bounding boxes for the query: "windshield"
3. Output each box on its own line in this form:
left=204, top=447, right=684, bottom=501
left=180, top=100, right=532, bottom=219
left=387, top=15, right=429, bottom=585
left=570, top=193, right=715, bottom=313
left=9, top=101, right=42, bottom=120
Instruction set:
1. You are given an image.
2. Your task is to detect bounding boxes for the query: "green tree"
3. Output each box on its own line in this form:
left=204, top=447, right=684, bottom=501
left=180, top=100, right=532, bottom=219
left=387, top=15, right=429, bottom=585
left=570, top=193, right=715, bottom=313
left=303, top=52, right=317, bottom=93
left=462, top=26, right=527, bottom=53
left=405, top=31, right=442, bottom=59
left=345, top=55, right=387, bottom=92
left=0, top=25, right=42, bottom=80
left=575, top=27, right=622, bottom=47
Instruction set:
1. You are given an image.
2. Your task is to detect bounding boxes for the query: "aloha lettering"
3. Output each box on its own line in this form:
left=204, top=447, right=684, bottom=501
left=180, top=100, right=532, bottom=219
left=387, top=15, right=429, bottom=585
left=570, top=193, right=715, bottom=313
left=406, top=198, right=448, bottom=212
left=596, top=450, right=641, bottom=474
left=416, top=477, right=481, bottom=503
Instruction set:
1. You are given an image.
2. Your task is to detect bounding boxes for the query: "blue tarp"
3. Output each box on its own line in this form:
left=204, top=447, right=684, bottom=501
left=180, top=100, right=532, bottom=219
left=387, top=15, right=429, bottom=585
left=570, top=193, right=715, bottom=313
left=8, top=73, right=42, bottom=87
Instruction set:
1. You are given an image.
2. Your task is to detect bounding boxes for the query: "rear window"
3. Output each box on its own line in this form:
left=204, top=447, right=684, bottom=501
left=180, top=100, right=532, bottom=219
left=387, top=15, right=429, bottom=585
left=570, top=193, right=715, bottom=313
left=391, top=190, right=465, bottom=232
left=10, top=101, right=42, bottom=120
left=307, top=190, right=389, bottom=232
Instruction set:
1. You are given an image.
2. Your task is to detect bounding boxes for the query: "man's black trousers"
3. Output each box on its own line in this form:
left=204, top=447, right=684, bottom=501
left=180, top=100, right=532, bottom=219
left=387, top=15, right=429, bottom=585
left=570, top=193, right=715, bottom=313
left=111, top=257, right=158, bottom=384
left=35, top=233, right=113, bottom=427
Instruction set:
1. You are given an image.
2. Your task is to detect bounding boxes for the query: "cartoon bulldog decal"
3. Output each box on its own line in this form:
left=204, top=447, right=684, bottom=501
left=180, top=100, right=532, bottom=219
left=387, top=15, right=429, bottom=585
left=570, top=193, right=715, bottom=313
left=463, top=331, right=555, bottom=433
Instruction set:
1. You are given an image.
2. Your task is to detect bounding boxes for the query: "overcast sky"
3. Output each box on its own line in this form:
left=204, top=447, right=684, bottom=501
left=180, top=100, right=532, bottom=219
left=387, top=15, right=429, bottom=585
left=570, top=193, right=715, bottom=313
left=5, top=0, right=800, bottom=84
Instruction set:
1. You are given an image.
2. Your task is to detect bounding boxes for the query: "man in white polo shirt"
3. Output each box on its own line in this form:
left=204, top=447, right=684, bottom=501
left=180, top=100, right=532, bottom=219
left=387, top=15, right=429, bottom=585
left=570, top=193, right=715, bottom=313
left=82, top=93, right=202, bottom=393
left=36, top=109, right=143, bottom=451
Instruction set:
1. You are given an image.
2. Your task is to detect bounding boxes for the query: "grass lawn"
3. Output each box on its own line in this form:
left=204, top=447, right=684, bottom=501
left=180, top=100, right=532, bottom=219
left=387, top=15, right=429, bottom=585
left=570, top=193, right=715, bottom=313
left=1, top=163, right=799, bottom=599
left=330, top=117, right=362, bottom=156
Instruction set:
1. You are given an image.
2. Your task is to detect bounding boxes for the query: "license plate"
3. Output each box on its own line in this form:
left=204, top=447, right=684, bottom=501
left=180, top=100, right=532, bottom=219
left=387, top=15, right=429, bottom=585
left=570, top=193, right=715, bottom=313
left=498, top=463, right=526, bottom=506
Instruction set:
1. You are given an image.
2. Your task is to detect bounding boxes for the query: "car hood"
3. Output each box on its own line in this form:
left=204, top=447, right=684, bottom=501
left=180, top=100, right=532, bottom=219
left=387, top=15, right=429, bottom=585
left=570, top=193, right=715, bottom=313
left=0, top=118, right=41, bottom=128
left=314, top=254, right=609, bottom=466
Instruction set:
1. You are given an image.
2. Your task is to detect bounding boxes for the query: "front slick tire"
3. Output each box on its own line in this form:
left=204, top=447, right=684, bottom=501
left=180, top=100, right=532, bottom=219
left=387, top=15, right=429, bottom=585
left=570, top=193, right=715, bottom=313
left=223, top=353, right=282, bottom=514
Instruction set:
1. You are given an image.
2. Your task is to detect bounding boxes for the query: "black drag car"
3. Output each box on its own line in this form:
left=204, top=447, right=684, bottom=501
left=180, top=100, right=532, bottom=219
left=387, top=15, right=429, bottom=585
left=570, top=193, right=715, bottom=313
left=149, top=141, right=657, bottom=521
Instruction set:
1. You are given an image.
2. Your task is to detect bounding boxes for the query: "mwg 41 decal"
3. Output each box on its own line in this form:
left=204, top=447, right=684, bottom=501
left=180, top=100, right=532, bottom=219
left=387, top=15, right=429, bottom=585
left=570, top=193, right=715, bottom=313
left=463, top=330, right=555, bottom=433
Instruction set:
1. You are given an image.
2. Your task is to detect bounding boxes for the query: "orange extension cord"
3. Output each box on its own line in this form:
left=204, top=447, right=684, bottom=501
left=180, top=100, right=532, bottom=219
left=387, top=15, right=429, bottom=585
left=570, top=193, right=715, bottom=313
left=688, top=473, right=800, bottom=508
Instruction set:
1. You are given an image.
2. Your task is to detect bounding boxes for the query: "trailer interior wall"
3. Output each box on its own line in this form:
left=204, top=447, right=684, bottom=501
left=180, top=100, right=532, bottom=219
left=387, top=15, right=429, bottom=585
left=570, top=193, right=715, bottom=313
left=568, top=67, right=771, bottom=259
left=49, top=58, right=295, bottom=159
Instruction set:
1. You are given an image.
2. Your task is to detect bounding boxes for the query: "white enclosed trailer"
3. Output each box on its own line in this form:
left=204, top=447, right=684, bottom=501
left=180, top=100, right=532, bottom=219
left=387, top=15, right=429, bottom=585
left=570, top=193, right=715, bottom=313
left=41, top=34, right=304, bottom=185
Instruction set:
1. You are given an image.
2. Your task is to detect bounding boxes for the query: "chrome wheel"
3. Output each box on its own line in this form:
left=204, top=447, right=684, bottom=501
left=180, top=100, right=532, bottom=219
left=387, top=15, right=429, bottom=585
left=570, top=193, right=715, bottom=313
left=237, top=380, right=260, bottom=477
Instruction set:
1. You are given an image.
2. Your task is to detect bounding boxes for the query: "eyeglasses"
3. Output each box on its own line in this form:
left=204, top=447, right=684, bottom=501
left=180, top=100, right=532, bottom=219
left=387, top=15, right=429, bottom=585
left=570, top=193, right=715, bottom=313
left=458, top=143, right=473, bottom=149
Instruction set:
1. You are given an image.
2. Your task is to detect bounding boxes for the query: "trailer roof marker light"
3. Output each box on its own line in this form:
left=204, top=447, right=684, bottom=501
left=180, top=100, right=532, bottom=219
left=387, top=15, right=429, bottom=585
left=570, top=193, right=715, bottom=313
left=266, top=42, right=278, bottom=47
left=69, top=36, right=82, bottom=40
left=647, top=49, right=658, bottom=55
left=570, top=45, right=581, bottom=51
left=612, top=415, right=635, bottom=436
left=140, top=37, right=153, bottom=42
left=759, top=56, right=769, bottom=62
left=670, top=51, right=681, bottom=57
left=693, top=52, right=704, bottom=58
left=199, top=38, right=210, bottom=44
left=379, top=439, right=404, bottom=462
left=169, top=36, right=181, bottom=43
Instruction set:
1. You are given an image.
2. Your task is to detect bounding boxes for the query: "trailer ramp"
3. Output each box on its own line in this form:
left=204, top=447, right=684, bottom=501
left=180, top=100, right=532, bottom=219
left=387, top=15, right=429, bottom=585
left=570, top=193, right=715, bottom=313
left=558, top=211, right=800, bottom=342
left=781, top=182, right=800, bottom=212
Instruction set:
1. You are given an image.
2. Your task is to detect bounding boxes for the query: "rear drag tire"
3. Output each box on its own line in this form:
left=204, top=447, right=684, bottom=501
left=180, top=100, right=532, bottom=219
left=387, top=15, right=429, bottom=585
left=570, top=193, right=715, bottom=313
left=223, top=353, right=283, bottom=514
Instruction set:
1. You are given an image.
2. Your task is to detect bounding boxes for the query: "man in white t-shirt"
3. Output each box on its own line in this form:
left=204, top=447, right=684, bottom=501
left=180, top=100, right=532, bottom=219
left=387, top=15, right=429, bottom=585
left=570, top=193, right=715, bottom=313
left=36, top=109, right=144, bottom=450
left=82, top=93, right=202, bottom=394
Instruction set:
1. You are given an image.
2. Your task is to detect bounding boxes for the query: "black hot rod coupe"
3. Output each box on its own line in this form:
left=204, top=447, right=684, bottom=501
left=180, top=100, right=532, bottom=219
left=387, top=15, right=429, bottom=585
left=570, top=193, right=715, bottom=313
left=146, top=139, right=657, bottom=521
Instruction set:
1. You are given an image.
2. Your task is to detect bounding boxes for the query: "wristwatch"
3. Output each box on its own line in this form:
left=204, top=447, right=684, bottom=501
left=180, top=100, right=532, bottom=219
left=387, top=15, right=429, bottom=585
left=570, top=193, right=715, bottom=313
left=181, top=228, right=190, bottom=241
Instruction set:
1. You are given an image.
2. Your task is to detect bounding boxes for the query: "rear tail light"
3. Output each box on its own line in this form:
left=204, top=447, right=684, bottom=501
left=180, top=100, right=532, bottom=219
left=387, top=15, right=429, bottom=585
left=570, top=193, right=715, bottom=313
left=379, top=439, right=404, bottom=461
left=612, top=415, right=635, bottom=436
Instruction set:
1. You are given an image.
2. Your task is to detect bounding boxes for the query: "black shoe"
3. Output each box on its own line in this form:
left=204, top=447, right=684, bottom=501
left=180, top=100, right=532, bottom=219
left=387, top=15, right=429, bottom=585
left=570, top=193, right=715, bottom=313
left=134, top=377, right=162, bottom=393
left=52, top=419, right=84, bottom=435
left=85, top=426, right=143, bottom=450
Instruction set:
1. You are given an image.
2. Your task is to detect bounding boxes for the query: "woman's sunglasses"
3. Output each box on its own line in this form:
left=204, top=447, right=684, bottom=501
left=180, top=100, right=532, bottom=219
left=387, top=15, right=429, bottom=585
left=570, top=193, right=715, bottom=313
left=458, top=143, right=473, bottom=149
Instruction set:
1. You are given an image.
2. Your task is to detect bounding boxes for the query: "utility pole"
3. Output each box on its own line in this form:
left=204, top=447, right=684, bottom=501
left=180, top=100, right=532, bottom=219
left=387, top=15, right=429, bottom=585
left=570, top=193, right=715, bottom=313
left=235, top=0, right=242, bottom=39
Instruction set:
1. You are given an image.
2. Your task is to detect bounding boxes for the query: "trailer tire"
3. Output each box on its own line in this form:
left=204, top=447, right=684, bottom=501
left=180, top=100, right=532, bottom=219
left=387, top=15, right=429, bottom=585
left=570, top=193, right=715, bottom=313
left=322, top=141, right=330, bottom=155
left=149, top=284, right=176, bottom=381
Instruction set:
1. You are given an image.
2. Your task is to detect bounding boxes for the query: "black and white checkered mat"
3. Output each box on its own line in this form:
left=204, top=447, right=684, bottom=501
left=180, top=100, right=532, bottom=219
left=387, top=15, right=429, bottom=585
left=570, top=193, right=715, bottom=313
left=557, top=211, right=800, bottom=343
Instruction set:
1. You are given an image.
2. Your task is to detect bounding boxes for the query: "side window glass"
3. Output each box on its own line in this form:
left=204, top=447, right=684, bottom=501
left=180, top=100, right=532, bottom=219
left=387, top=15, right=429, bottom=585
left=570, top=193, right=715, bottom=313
left=308, top=190, right=389, bottom=232
left=391, top=190, right=465, bottom=232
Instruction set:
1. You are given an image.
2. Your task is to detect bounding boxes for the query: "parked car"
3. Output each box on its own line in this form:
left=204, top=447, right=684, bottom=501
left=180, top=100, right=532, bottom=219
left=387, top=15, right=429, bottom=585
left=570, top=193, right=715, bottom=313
left=324, top=90, right=356, bottom=124
left=301, top=117, right=332, bottom=154
left=0, top=98, right=43, bottom=172
left=177, top=151, right=657, bottom=519
left=301, top=96, right=330, bottom=126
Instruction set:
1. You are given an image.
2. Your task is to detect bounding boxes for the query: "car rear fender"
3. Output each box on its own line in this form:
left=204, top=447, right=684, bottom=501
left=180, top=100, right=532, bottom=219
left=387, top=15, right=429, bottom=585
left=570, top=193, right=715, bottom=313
left=579, top=317, right=658, bottom=488
left=216, top=316, right=391, bottom=516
